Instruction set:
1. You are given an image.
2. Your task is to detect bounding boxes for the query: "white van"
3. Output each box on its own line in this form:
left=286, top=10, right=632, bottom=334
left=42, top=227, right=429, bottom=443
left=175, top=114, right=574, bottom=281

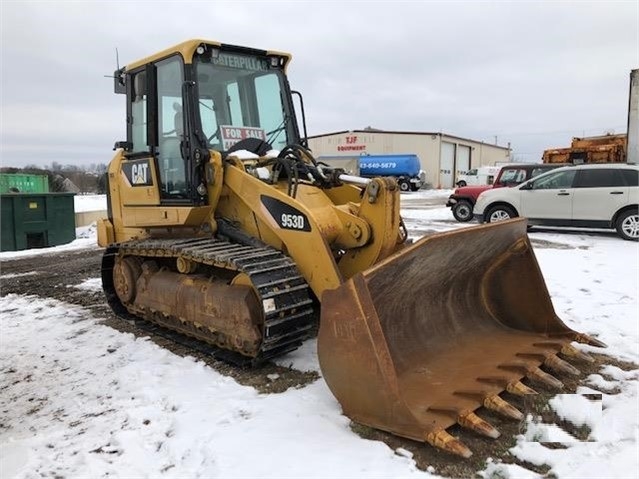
left=456, top=166, right=502, bottom=187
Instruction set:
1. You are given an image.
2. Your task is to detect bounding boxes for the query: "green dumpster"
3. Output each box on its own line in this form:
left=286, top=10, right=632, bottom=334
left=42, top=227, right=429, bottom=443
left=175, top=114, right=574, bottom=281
left=1, top=193, right=76, bottom=251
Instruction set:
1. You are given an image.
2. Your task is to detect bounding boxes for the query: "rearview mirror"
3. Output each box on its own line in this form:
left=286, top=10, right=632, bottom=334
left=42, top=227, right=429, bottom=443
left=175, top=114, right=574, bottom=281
left=520, top=182, right=533, bottom=190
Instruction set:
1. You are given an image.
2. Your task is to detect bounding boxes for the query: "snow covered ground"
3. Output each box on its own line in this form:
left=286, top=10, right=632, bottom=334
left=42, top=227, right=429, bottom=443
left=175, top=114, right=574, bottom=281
left=74, top=194, right=107, bottom=213
left=1, top=191, right=638, bottom=478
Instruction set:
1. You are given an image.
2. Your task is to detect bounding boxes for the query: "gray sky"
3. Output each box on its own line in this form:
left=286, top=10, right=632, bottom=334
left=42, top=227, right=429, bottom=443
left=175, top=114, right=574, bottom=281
left=1, top=0, right=637, bottom=168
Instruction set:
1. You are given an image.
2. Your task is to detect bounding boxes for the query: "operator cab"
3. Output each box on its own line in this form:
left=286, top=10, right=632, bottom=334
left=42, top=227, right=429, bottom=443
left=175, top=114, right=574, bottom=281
left=114, top=40, right=301, bottom=204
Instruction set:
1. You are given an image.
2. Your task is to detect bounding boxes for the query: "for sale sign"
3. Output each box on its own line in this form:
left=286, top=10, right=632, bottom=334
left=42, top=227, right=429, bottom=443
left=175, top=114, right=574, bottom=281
left=219, top=125, right=267, bottom=150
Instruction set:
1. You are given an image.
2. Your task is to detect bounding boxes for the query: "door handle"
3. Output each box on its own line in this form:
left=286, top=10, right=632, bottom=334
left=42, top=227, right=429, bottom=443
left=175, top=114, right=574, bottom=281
left=557, top=192, right=570, bottom=196
left=610, top=191, right=624, bottom=195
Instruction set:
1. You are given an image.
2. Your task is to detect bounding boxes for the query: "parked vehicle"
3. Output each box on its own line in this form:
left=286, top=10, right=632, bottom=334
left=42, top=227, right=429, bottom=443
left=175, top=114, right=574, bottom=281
left=446, top=163, right=567, bottom=222
left=318, top=154, right=425, bottom=192
left=473, top=164, right=639, bottom=241
left=358, top=154, right=425, bottom=191
left=542, top=133, right=627, bottom=164
left=455, top=166, right=501, bottom=187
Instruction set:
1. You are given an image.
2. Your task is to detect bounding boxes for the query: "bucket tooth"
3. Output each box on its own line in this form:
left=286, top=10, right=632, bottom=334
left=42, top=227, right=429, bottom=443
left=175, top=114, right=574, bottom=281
left=477, top=376, right=537, bottom=395
left=517, top=352, right=581, bottom=376
left=526, top=367, right=564, bottom=390
left=506, top=381, right=538, bottom=396
left=457, top=411, right=500, bottom=439
left=560, top=343, right=595, bottom=363
left=452, top=390, right=523, bottom=421
left=483, top=394, right=524, bottom=421
left=544, top=355, right=581, bottom=376
left=573, top=333, right=607, bottom=348
left=425, top=430, right=473, bottom=458
left=498, top=363, right=564, bottom=391
left=428, top=404, right=499, bottom=437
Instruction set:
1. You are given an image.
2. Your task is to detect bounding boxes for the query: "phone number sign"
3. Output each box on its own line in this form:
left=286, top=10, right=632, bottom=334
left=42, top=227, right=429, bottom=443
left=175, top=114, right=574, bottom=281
left=360, top=162, right=397, bottom=169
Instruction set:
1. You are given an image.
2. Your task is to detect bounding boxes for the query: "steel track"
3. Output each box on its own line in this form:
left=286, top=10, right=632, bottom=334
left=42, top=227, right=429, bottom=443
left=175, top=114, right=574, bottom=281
left=102, top=237, right=317, bottom=366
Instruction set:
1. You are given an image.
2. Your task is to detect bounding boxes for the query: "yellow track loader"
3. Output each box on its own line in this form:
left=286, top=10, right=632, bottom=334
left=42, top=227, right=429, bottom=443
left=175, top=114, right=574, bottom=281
left=98, top=39, right=604, bottom=457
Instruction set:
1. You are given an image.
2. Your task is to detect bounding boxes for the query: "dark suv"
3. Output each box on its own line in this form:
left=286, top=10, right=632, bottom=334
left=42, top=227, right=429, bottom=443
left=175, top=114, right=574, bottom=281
left=446, top=163, right=568, bottom=222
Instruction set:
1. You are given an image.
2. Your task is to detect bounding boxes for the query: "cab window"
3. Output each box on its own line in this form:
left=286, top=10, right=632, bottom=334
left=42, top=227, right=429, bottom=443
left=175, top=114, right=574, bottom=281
left=255, top=74, right=287, bottom=149
left=156, top=56, right=187, bottom=199
left=130, top=72, right=147, bottom=153
left=195, top=52, right=293, bottom=153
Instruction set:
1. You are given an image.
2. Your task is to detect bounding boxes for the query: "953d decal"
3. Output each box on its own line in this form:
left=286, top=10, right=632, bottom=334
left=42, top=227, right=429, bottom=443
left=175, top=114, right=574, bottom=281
left=261, top=196, right=311, bottom=232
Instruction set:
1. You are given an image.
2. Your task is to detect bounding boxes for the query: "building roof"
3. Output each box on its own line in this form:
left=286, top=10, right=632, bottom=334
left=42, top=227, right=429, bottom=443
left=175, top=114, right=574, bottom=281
left=307, top=129, right=511, bottom=151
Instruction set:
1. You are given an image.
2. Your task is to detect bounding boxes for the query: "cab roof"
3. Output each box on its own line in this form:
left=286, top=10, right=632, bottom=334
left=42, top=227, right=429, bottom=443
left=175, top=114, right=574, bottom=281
left=126, top=39, right=292, bottom=71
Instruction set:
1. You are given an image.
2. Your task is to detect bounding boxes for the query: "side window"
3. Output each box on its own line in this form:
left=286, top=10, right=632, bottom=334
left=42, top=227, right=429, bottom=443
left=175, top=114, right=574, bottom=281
left=533, top=170, right=577, bottom=190
left=574, top=169, right=624, bottom=188
left=156, top=56, right=187, bottom=198
left=131, top=72, right=147, bottom=152
left=621, top=169, right=639, bottom=187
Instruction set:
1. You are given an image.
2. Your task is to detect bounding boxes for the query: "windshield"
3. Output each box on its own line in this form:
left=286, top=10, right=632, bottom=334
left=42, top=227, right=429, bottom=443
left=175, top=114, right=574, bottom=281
left=194, top=52, right=297, bottom=152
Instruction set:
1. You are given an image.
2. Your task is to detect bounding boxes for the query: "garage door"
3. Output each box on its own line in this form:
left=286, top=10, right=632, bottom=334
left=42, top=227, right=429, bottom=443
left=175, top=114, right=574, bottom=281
left=440, top=142, right=455, bottom=188
left=456, top=145, right=471, bottom=182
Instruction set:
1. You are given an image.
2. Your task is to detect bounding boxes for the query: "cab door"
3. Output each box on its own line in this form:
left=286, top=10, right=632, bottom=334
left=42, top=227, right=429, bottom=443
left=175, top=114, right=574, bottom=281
left=126, top=56, right=190, bottom=203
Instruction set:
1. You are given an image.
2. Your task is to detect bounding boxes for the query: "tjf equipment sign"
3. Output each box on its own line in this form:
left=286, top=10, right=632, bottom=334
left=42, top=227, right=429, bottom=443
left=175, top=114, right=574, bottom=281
left=337, top=135, right=366, bottom=152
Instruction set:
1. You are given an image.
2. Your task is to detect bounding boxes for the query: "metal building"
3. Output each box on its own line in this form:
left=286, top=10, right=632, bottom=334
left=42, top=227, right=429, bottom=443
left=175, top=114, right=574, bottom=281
left=307, top=129, right=511, bottom=188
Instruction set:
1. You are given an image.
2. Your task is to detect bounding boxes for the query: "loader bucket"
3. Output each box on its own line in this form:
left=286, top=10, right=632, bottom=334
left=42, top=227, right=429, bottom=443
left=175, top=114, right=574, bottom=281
left=318, top=219, right=604, bottom=457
